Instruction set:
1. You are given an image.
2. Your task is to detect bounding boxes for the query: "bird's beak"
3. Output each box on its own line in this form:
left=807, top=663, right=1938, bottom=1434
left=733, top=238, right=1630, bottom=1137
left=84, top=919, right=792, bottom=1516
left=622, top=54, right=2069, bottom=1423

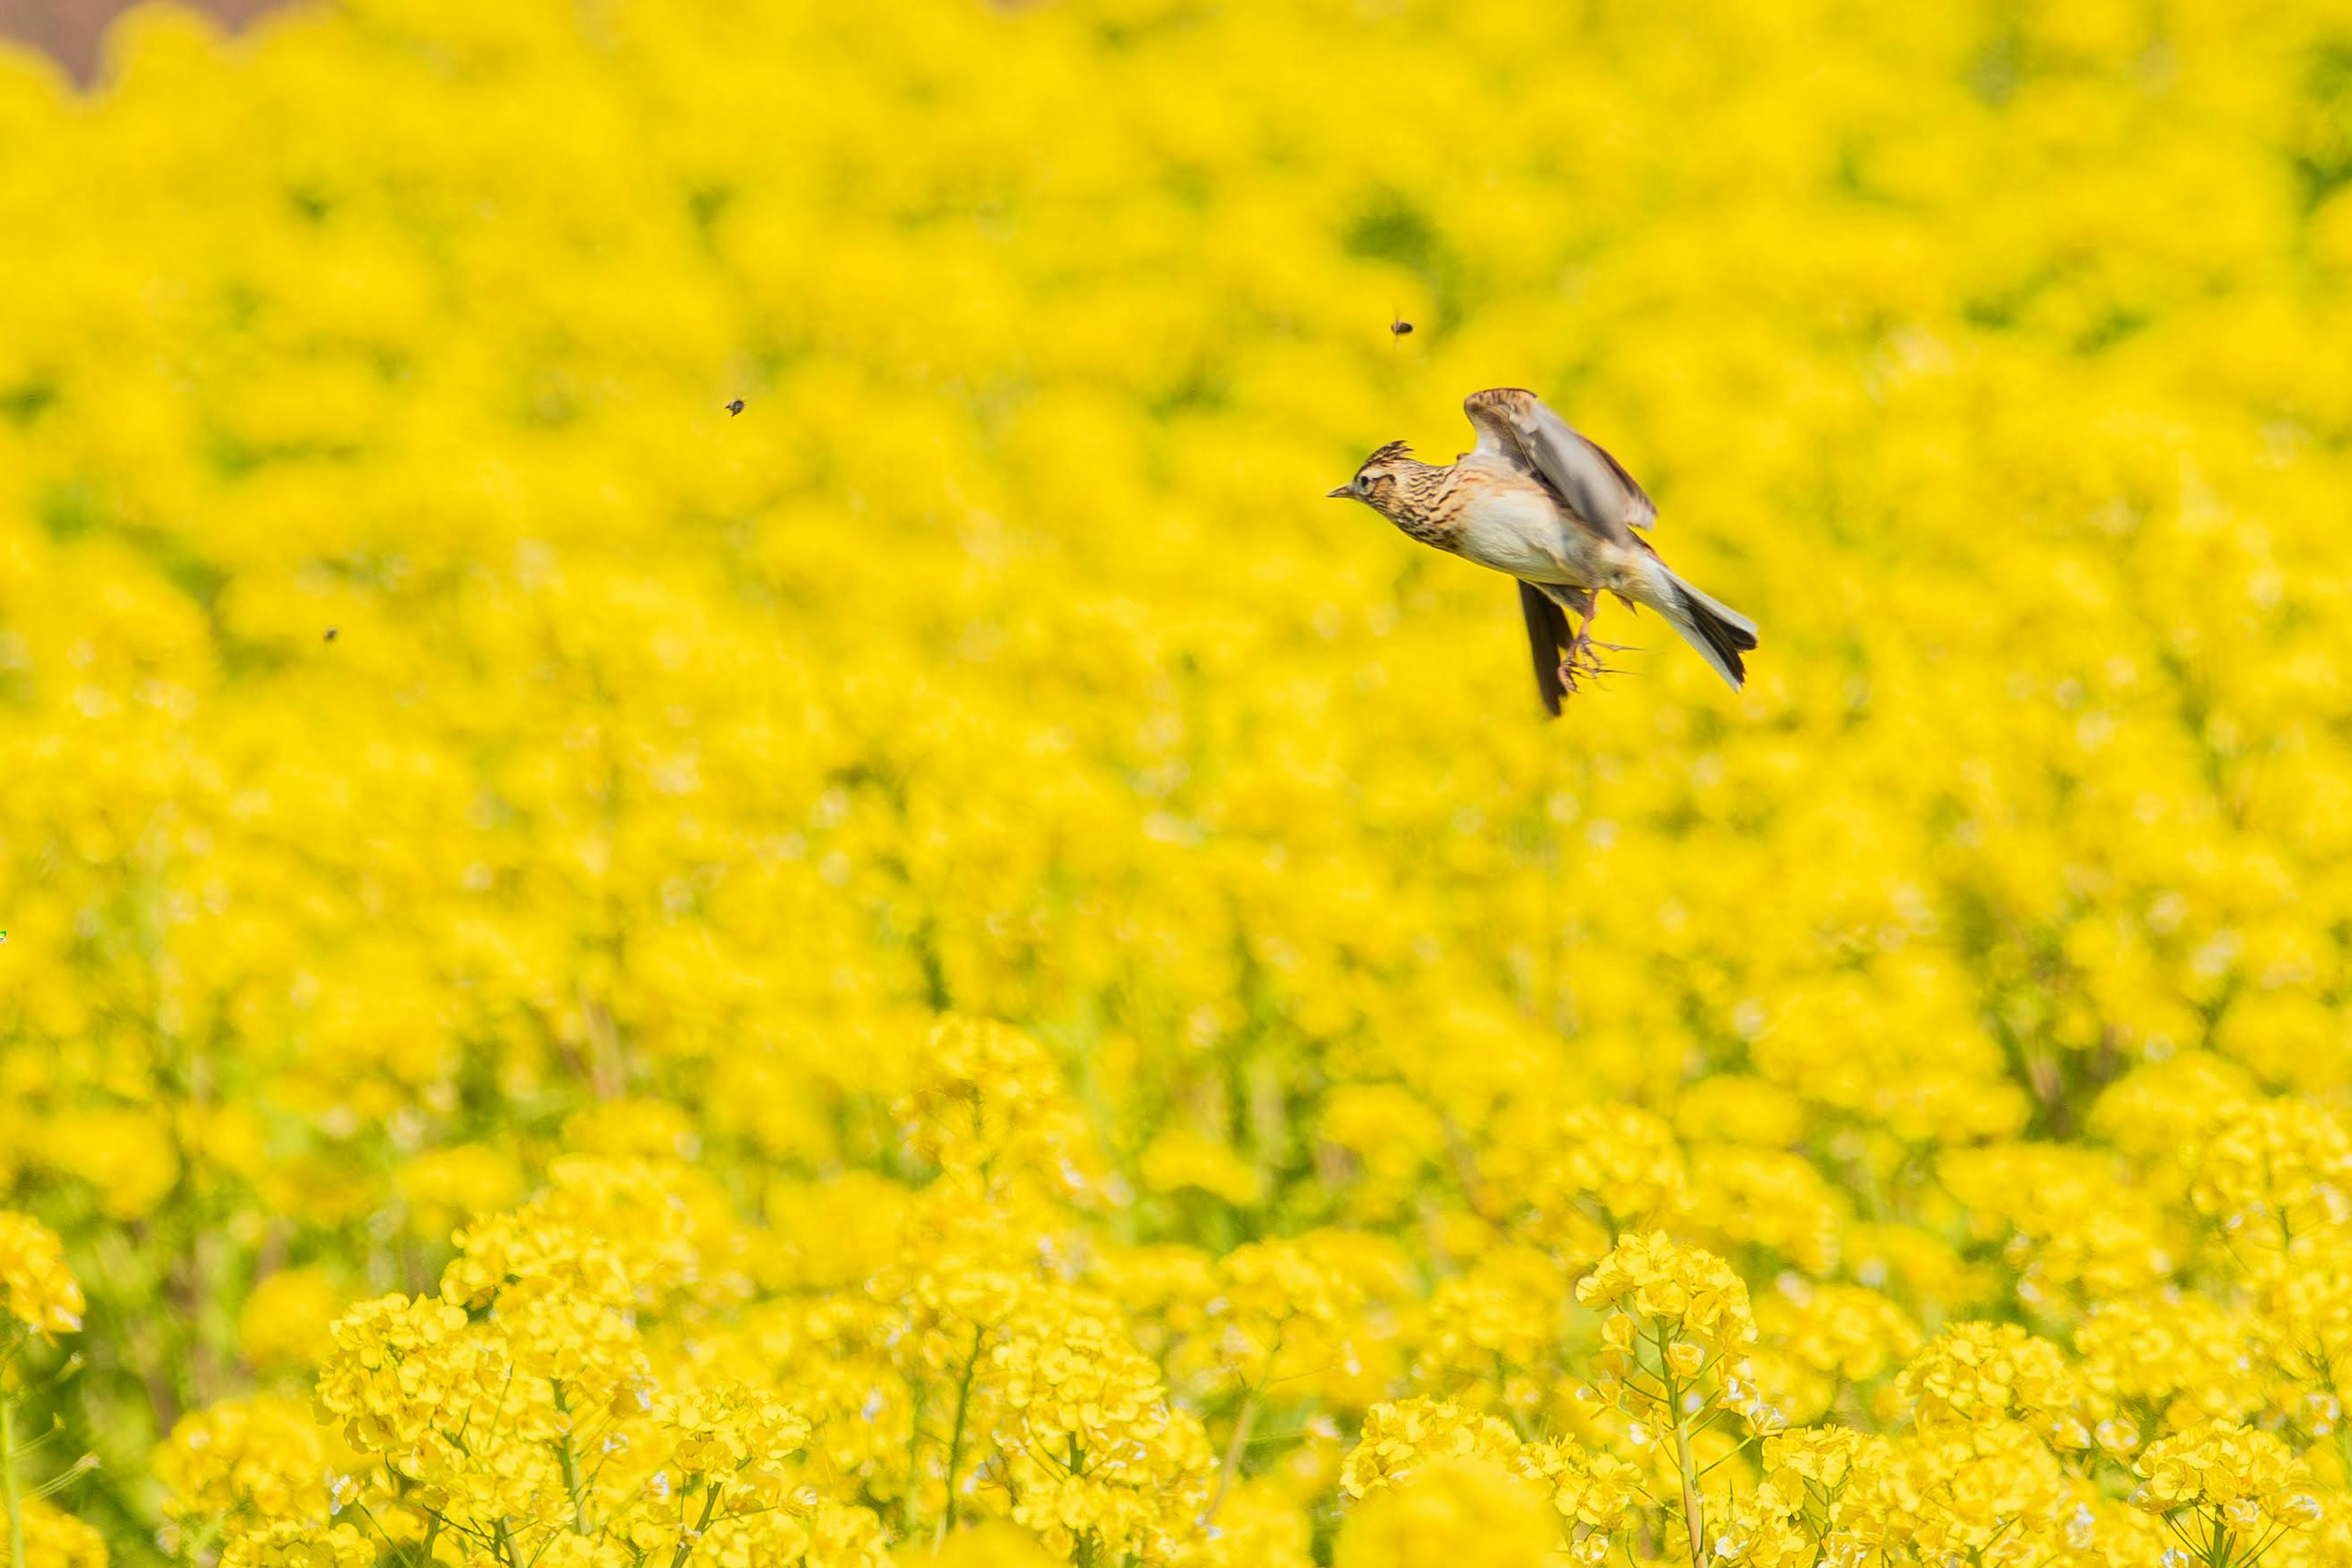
left=1325, top=484, right=1353, bottom=499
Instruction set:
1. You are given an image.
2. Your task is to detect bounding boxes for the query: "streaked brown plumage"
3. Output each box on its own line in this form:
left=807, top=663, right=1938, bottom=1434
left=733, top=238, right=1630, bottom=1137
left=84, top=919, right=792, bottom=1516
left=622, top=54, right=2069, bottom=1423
left=1329, top=388, right=1757, bottom=716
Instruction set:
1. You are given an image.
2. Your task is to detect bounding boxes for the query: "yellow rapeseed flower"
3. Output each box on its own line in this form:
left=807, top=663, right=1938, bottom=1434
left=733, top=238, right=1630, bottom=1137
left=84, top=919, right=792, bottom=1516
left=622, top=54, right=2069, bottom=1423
left=0, top=1210, right=83, bottom=1338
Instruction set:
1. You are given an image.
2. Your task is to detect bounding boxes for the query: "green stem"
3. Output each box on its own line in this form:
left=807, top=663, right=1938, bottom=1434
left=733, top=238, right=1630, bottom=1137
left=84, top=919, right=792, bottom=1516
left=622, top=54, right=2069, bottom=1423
left=903, top=1380, right=929, bottom=1540
left=552, top=1385, right=588, bottom=1533
left=4, top=1389, right=23, bottom=1568
left=1202, top=1389, right=1259, bottom=1525
left=669, top=1481, right=723, bottom=1568
left=415, top=1512, right=441, bottom=1568
left=1672, top=1405, right=1706, bottom=1568
left=1656, top=1327, right=1704, bottom=1568
left=1065, top=1434, right=1098, bottom=1567
left=938, top=1323, right=987, bottom=1544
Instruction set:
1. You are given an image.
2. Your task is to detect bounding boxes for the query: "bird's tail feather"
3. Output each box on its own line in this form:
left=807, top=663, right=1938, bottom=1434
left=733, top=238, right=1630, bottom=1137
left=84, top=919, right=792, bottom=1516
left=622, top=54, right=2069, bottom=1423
left=1517, top=580, right=1569, bottom=718
left=1660, top=572, right=1757, bottom=692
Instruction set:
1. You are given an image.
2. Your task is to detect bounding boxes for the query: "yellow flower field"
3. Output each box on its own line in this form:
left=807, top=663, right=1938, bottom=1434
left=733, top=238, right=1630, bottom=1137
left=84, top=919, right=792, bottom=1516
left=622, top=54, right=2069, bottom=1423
left=5, top=0, right=2352, bottom=1564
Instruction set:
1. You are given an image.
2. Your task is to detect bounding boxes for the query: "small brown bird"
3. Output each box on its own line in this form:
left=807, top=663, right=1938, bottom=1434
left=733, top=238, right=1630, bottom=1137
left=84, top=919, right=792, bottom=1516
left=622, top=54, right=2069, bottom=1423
left=1329, top=388, right=1756, bottom=715
left=725, top=399, right=745, bottom=417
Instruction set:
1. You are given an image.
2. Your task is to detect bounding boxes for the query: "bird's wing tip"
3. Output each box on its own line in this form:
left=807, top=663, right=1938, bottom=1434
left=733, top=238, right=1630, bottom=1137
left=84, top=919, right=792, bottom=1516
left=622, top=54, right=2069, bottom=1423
left=1464, top=386, right=1537, bottom=415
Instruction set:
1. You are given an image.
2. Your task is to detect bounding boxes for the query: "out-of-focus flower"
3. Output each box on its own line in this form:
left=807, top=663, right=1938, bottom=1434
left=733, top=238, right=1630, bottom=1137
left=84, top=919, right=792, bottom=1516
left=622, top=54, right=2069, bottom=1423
left=1333, top=1457, right=1557, bottom=1568
left=396, top=1144, right=526, bottom=1242
left=0, top=1210, right=83, bottom=1337
left=13, top=1496, right=108, bottom=1568
left=236, top=1268, right=345, bottom=1379
left=1139, top=1128, right=1262, bottom=1207
left=156, top=1395, right=340, bottom=1534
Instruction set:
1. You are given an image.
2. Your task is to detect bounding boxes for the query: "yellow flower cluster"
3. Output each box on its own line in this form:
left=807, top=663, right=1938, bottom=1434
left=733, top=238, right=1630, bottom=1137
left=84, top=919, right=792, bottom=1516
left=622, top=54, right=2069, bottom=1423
left=1338, top=1398, right=1523, bottom=1500
left=164, top=1166, right=885, bottom=1568
left=0, top=1212, right=83, bottom=1341
left=1341, top=1400, right=1631, bottom=1566
left=2, top=1212, right=96, bottom=1568
left=2133, top=1423, right=2322, bottom=1566
left=6, top=0, right=2352, bottom=1565
left=988, top=1294, right=1211, bottom=1562
left=10, top=1501, right=108, bottom=1568
left=153, top=1395, right=339, bottom=1540
left=1893, top=1321, right=2083, bottom=1437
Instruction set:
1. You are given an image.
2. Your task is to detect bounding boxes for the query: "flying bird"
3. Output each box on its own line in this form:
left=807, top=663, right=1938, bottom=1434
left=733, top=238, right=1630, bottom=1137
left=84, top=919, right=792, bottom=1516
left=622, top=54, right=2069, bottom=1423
left=1328, top=387, right=1757, bottom=716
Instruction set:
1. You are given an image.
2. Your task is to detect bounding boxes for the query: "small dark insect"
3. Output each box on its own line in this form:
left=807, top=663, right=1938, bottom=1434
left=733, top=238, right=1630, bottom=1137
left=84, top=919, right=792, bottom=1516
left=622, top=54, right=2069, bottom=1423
left=1389, top=312, right=1414, bottom=339
left=724, top=399, right=746, bottom=416
left=324, top=628, right=338, bottom=641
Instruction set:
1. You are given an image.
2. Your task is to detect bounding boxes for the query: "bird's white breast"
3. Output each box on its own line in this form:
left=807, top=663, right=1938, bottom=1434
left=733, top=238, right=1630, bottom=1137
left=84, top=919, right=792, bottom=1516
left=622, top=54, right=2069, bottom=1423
left=1451, top=483, right=1580, bottom=581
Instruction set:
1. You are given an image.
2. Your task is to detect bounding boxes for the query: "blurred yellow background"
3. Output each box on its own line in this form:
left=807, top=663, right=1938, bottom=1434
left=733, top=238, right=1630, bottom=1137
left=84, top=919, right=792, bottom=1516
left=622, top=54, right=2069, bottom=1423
left=4, top=1, right=2352, bottom=1565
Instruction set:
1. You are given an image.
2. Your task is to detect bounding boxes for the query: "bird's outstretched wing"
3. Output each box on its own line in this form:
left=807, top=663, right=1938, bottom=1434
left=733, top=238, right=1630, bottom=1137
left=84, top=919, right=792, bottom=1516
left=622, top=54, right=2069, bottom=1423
left=1464, top=388, right=1657, bottom=544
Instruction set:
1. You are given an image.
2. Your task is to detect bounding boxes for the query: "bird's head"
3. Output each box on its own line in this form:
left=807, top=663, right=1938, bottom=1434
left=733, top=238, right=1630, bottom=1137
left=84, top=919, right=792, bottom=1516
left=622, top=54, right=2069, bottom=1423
left=1327, top=440, right=1417, bottom=511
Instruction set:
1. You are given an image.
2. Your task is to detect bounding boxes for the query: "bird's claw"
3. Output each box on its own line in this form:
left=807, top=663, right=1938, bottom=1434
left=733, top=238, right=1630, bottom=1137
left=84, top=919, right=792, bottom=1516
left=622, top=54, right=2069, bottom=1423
left=1556, top=658, right=1630, bottom=693
left=1556, top=627, right=1631, bottom=693
left=1569, top=628, right=1630, bottom=660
